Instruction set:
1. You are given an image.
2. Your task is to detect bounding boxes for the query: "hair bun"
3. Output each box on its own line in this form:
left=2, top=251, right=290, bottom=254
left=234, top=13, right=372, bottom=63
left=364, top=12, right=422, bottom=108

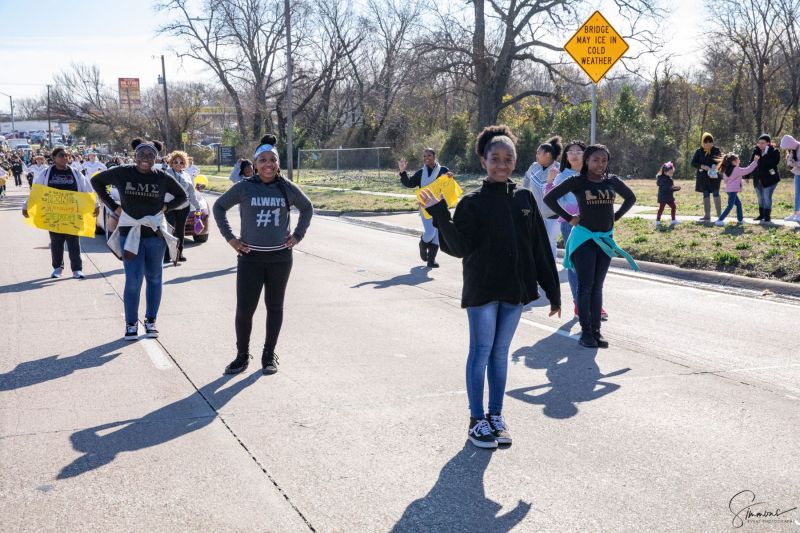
left=260, top=134, right=278, bottom=146
left=475, top=124, right=517, bottom=157
left=131, top=138, right=143, bottom=150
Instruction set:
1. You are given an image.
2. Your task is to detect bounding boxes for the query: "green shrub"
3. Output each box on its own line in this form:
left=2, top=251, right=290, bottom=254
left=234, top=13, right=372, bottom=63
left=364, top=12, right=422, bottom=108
left=713, top=251, right=740, bottom=267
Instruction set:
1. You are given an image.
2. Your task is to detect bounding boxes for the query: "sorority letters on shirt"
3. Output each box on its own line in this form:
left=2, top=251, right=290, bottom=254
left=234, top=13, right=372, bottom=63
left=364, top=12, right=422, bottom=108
left=584, top=187, right=616, bottom=205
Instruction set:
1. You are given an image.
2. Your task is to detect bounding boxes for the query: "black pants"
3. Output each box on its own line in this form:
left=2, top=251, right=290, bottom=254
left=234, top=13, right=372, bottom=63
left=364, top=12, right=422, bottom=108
left=164, top=207, right=189, bottom=260
left=235, top=252, right=293, bottom=355
left=572, top=240, right=611, bottom=334
left=49, top=231, right=82, bottom=271
left=26, top=174, right=33, bottom=187
left=12, top=171, right=22, bottom=186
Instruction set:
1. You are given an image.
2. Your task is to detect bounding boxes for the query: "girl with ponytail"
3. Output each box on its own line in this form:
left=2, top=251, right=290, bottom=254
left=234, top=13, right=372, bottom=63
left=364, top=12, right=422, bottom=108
left=522, top=136, right=563, bottom=259
left=419, top=125, right=561, bottom=449
left=213, top=134, right=313, bottom=376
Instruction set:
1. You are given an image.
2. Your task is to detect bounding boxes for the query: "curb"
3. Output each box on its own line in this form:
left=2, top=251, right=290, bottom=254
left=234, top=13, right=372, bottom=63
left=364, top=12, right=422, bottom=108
left=332, top=215, right=800, bottom=299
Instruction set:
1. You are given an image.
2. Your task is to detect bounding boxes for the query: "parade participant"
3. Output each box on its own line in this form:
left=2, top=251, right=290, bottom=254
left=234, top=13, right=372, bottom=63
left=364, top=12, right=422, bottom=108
left=0, top=166, right=7, bottom=198
left=229, top=158, right=254, bottom=184
left=523, top=136, right=563, bottom=259
left=81, top=152, right=107, bottom=177
left=11, top=157, right=24, bottom=187
left=213, top=134, right=313, bottom=376
left=163, top=150, right=203, bottom=263
left=545, top=144, right=637, bottom=349
left=27, top=155, right=47, bottom=187
left=780, top=134, right=800, bottom=222
left=421, top=125, right=561, bottom=449
left=186, top=157, right=200, bottom=179
left=91, top=139, right=188, bottom=341
left=655, top=162, right=680, bottom=227
left=22, top=147, right=98, bottom=279
left=398, top=148, right=450, bottom=268
left=749, top=134, right=781, bottom=222
left=691, top=133, right=722, bottom=221
left=715, top=153, right=759, bottom=226
left=544, top=140, right=607, bottom=320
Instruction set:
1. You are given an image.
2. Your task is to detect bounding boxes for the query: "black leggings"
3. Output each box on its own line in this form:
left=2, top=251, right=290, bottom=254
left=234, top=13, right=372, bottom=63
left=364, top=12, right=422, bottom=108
left=572, top=240, right=611, bottom=334
left=235, top=253, right=293, bottom=355
left=12, top=171, right=22, bottom=186
left=49, top=231, right=82, bottom=271
left=165, top=207, right=190, bottom=260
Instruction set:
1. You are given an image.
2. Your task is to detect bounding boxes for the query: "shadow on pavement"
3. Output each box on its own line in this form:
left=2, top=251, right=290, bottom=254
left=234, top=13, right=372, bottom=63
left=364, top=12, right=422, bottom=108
left=57, top=372, right=261, bottom=479
left=506, top=324, right=630, bottom=419
left=522, top=269, right=572, bottom=310
left=351, top=266, right=432, bottom=289
left=391, top=442, right=530, bottom=532
left=164, top=266, right=237, bottom=285
left=0, top=269, right=124, bottom=294
left=0, top=339, right=126, bottom=392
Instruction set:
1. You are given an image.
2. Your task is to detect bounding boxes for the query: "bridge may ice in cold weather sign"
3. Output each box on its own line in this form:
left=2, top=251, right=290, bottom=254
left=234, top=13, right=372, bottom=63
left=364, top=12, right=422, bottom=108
left=564, top=11, right=629, bottom=84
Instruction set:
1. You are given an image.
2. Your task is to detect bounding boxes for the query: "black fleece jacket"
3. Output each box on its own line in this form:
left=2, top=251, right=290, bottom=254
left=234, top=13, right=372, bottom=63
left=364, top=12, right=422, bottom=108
left=749, top=146, right=781, bottom=187
left=427, top=179, right=561, bottom=309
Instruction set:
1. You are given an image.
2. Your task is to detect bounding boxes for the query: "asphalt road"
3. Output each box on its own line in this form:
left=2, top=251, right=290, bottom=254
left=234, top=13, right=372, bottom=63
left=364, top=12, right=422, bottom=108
left=1, top=187, right=798, bottom=532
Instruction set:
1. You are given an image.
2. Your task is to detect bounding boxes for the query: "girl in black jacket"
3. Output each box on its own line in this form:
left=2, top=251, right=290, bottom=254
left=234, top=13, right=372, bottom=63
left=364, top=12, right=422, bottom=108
left=749, top=134, right=781, bottom=222
left=421, top=125, right=561, bottom=450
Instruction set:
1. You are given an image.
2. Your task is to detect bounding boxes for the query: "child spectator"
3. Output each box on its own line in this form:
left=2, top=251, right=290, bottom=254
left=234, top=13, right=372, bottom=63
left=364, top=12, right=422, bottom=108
left=655, top=162, right=680, bottom=227
left=714, top=153, right=759, bottom=226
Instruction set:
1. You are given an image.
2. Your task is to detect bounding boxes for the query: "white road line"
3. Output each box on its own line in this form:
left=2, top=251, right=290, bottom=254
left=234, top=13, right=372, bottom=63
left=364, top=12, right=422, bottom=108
left=141, top=339, right=173, bottom=370
left=519, top=317, right=580, bottom=339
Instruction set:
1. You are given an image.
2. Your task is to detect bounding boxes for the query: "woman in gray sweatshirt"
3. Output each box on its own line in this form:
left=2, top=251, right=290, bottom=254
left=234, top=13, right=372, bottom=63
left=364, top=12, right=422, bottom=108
left=213, top=134, right=313, bottom=375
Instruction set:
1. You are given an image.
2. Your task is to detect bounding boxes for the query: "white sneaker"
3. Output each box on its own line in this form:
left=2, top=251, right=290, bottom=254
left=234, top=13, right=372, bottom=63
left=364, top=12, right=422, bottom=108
left=785, top=213, right=799, bottom=221
left=50, top=267, right=63, bottom=278
left=714, top=219, right=725, bottom=226
left=73, top=270, right=85, bottom=279
left=670, top=219, right=680, bottom=226
left=655, top=221, right=662, bottom=227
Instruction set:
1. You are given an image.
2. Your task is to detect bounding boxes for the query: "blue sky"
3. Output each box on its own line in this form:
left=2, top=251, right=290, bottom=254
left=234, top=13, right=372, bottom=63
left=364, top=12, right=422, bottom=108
left=0, top=0, right=703, bottom=112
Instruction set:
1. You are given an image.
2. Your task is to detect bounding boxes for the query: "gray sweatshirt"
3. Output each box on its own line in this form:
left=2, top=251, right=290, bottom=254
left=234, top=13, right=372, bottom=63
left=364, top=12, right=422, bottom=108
left=213, top=177, right=313, bottom=252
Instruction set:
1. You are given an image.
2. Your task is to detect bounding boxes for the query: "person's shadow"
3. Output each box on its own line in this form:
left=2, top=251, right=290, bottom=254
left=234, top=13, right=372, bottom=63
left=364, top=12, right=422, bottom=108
left=506, top=325, right=630, bottom=419
left=57, top=372, right=260, bottom=479
left=0, top=339, right=125, bottom=392
left=352, top=266, right=432, bottom=289
left=391, top=442, right=530, bottom=532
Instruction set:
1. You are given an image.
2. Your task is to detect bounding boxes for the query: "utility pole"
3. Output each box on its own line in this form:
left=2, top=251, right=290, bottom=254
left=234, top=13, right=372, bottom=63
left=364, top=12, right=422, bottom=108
left=160, top=55, right=171, bottom=150
left=47, top=84, right=52, bottom=148
left=284, top=0, right=294, bottom=181
left=0, top=91, right=13, bottom=132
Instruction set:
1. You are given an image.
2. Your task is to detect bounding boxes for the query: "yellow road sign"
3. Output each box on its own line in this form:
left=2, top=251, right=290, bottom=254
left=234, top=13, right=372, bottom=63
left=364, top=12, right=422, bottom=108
left=564, top=11, right=629, bottom=84
left=181, top=132, right=189, bottom=143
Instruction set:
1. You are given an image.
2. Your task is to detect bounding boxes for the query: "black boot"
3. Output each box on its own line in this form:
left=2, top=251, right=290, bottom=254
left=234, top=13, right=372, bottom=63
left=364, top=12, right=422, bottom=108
left=418, top=239, right=428, bottom=262
left=261, top=350, right=279, bottom=375
left=426, top=243, right=440, bottom=268
left=224, top=352, right=251, bottom=374
left=754, top=207, right=764, bottom=221
left=763, top=208, right=771, bottom=222
left=593, top=330, right=609, bottom=349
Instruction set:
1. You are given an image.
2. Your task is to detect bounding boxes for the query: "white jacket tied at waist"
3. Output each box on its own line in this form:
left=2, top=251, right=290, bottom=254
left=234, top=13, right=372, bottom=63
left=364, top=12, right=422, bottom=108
left=108, top=210, right=179, bottom=263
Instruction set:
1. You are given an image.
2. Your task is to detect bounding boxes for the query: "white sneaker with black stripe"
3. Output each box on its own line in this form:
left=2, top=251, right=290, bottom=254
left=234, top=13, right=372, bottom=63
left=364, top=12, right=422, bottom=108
left=144, top=319, right=159, bottom=338
left=124, top=323, right=138, bottom=341
left=487, top=413, right=512, bottom=445
left=468, top=418, right=498, bottom=449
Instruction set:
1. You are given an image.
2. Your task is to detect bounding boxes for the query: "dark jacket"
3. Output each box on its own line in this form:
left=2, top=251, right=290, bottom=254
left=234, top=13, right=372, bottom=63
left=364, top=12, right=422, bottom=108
left=427, top=179, right=560, bottom=309
left=400, top=165, right=450, bottom=188
left=691, top=146, right=722, bottom=193
left=656, top=174, right=675, bottom=203
left=749, top=146, right=781, bottom=188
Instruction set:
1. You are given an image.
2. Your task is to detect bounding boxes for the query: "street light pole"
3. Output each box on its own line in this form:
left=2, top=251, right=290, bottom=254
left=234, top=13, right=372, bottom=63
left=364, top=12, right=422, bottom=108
left=47, top=84, right=52, bottom=147
left=160, top=55, right=171, bottom=150
left=0, top=91, right=14, bottom=132
left=284, top=0, right=294, bottom=181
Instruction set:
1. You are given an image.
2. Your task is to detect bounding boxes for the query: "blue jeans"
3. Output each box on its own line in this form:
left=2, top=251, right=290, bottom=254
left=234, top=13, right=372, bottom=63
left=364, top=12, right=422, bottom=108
left=560, top=221, right=579, bottom=302
left=794, top=175, right=800, bottom=212
left=755, top=183, right=777, bottom=209
left=719, top=192, right=743, bottom=222
left=121, top=235, right=166, bottom=324
left=465, top=301, right=523, bottom=419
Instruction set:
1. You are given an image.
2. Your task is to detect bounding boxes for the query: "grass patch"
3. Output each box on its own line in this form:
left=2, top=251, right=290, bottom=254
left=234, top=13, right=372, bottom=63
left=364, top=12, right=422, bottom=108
left=613, top=219, right=800, bottom=282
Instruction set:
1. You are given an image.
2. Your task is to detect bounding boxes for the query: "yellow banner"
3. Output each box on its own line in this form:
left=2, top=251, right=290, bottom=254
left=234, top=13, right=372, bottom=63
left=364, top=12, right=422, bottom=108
left=24, top=184, right=97, bottom=238
left=416, top=174, right=463, bottom=219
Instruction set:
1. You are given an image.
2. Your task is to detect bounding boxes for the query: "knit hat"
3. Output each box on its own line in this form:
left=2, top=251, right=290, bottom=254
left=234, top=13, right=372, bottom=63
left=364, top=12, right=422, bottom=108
left=780, top=134, right=799, bottom=150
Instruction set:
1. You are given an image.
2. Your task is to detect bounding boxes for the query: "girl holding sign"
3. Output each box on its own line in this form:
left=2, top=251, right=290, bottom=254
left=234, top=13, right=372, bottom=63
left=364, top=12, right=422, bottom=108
left=399, top=149, right=451, bottom=268
left=420, top=125, right=561, bottom=449
left=212, top=135, right=313, bottom=376
left=22, top=147, right=98, bottom=279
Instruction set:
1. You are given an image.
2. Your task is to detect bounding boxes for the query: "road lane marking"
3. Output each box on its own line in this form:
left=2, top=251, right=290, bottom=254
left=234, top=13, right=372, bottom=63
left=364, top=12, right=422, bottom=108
left=141, top=338, right=173, bottom=370
left=519, top=317, right=580, bottom=340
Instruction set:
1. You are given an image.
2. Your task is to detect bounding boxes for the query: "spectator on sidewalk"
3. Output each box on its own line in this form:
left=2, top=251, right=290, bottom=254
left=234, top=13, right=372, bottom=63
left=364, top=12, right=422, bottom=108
left=522, top=136, right=562, bottom=260
left=229, top=158, right=254, bottom=184
left=715, top=153, right=759, bottom=226
left=749, top=134, right=781, bottom=223
left=691, top=133, right=722, bottom=221
left=655, top=162, right=680, bottom=227
left=779, top=134, right=800, bottom=222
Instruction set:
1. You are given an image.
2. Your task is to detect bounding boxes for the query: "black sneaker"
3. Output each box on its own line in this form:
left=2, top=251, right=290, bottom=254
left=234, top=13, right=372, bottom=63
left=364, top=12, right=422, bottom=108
left=261, top=351, right=279, bottom=375
left=593, top=331, right=609, bottom=349
left=124, top=323, right=138, bottom=341
left=178, top=255, right=187, bottom=262
left=578, top=332, right=599, bottom=348
left=468, top=418, right=498, bottom=449
left=224, top=353, right=252, bottom=374
left=418, top=239, right=428, bottom=262
left=144, top=319, right=159, bottom=338
left=487, top=413, right=512, bottom=445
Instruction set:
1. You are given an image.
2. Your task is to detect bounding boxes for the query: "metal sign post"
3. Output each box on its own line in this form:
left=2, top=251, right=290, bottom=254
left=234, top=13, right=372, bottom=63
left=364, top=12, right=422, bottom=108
left=564, top=11, right=629, bottom=144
